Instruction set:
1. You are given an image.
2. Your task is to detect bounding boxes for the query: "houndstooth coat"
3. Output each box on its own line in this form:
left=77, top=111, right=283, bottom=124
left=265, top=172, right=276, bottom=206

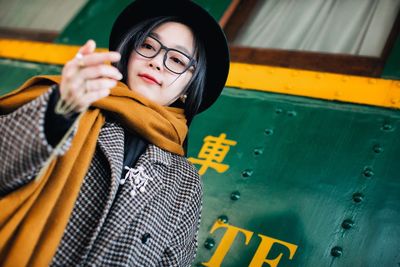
left=0, top=88, right=203, bottom=266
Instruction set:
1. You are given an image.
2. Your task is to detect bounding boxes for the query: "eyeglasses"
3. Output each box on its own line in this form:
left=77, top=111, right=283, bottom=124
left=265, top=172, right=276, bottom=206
left=135, top=35, right=196, bottom=74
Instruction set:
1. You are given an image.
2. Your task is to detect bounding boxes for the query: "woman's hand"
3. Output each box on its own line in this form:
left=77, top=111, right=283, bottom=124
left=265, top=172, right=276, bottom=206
left=59, top=40, right=122, bottom=113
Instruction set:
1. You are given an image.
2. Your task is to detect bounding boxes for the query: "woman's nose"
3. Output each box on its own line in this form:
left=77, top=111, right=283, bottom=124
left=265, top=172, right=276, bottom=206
left=148, top=52, right=164, bottom=71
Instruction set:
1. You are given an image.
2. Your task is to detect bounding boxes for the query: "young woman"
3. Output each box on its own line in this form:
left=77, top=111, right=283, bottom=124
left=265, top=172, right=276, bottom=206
left=0, top=0, right=229, bottom=266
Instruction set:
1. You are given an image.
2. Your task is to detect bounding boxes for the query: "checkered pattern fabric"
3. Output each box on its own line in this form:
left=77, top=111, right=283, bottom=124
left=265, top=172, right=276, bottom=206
left=0, top=90, right=203, bottom=267
left=0, top=89, right=74, bottom=195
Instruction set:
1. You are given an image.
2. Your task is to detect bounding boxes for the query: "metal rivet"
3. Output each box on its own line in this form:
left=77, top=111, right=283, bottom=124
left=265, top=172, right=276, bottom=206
left=331, top=246, right=343, bottom=257
left=363, top=167, right=374, bottom=178
left=254, top=147, right=264, bottom=155
left=218, top=215, right=229, bottom=224
left=381, top=123, right=393, bottom=131
left=141, top=233, right=151, bottom=244
left=275, top=108, right=283, bottom=114
left=373, top=144, right=383, bottom=153
left=287, top=111, right=297, bottom=117
left=352, top=192, right=364, bottom=203
left=242, top=169, right=253, bottom=178
left=264, top=129, right=274, bottom=136
left=204, top=238, right=215, bottom=250
left=341, top=219, right=354, bottom=230
left=231, top=191, right=241, bottom=201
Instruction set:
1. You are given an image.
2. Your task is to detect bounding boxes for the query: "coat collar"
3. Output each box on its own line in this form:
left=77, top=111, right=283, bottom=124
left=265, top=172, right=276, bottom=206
left=97, top=122, right=174, bottom=188
left=96, top=122, right=177, bottom=228
left=145, top=144, right=173, bottom=167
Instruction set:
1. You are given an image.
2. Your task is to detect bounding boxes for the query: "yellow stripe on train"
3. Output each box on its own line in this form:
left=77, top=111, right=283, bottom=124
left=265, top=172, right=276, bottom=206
left=1, top=38, right=400, bottom=109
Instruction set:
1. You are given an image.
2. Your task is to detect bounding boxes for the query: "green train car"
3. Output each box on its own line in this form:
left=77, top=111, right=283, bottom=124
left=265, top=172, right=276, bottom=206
left=0, top=1, right=399, bottom=266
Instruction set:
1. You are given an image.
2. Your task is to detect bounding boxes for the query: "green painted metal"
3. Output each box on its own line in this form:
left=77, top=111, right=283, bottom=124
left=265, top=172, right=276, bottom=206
left=0, top=59, right=61, bottom=95
left=192, top=0, right=232, bottom=21
left=55, top=0, right=231, bottom=48
left=55, top=0, right=132, bottom=47
left=188, top=88, right=400, bottom=266
left=382, top=34, right=400, bottom=80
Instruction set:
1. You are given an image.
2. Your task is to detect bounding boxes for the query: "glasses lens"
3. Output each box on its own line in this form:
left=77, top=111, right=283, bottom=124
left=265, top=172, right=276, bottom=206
left=136, top=36, right=193, bottom=74
left=136, top=37, right=160, bottom=58
left=165, top=50, right=191, bottom=74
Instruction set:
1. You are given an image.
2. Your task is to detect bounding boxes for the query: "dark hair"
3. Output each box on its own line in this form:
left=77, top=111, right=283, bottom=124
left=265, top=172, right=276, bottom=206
left=113, top=16, right=207, bottom=125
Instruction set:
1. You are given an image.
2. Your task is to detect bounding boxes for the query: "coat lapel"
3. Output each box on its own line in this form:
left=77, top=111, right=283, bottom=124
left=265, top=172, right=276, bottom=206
left=97, top=122, right=125, bottom=198
left=97, top=122, right=173, bottom=223
left=119, top=144, right=171, bottom=220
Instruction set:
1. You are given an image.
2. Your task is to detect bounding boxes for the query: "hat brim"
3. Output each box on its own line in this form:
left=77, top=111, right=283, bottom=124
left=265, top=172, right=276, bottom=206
left=109, top=0, right=230, bottom=113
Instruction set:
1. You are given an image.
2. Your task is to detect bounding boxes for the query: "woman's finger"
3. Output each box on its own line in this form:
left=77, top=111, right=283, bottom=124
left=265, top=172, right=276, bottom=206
left=76, top=88, right=111, bottom=112
left=77, top=40, right=96, bottom=56
left=61, top=64, right=120, bottom=102
left=86, top=78, right=117, bottom=92
left=78, top=64, right=123, bottom=81
left=72, top=40, right=96, bottom=68
left=74, top=52, right=121, bottom=67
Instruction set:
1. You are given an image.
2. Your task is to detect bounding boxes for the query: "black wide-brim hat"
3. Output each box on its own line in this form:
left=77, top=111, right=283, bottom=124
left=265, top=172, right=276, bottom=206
left=109, top=0, right=230, bottom=113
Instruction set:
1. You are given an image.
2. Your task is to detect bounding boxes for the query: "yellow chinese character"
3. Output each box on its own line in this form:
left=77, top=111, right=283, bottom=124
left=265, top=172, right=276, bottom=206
left=188, top=133, right=237, bottom=175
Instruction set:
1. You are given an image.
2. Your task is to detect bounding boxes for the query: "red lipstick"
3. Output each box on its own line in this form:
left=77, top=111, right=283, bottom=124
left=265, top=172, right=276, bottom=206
left=138, top=73, right=161, bottom=85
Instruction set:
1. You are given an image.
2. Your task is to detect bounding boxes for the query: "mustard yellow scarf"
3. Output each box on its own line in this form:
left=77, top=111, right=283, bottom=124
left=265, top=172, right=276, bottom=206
left=0, top=75, right=188, bottom=266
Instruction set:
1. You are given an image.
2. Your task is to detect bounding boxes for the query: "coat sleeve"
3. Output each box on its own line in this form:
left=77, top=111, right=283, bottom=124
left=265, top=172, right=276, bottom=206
left=158, top=176, right=203, bottom=267
left=0, top=86, right=76, bottom=195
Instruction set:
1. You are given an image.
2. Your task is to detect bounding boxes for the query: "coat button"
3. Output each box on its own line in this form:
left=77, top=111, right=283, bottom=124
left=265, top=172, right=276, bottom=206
left=141, top=233, right=151, bottom=244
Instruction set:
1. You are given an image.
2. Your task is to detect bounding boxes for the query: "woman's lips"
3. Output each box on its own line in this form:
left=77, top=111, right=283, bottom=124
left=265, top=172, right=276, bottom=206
left=138, top=73, right=161, bottom=85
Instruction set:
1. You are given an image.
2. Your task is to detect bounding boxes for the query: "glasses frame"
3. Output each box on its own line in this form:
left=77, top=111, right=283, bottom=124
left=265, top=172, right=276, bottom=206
left=134, top=35, right=197, bottom=74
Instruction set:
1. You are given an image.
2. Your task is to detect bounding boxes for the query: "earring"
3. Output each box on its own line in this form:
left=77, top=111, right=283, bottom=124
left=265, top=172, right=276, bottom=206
left=180, top=94, right=187, bottom=103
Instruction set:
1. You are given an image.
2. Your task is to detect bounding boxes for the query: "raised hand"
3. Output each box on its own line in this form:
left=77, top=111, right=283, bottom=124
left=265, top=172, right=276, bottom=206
left=58, top=40, right=122, bottom=113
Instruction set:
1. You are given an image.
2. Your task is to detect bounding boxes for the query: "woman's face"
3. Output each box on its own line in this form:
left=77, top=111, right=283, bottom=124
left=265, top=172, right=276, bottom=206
left=127, top=22, right=195, bottom=106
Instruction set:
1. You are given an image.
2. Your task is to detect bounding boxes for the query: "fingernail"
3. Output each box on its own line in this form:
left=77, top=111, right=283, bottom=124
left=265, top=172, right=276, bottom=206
left=88, top=39, right=96, bottom=50
left=112, top=53, right=121, bottom=61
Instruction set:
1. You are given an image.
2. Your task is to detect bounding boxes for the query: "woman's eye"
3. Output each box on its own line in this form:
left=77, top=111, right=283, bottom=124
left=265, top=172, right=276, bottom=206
left=142, top=43, right=154, bottom=50
left=171, top=57, right=185, bottom=66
